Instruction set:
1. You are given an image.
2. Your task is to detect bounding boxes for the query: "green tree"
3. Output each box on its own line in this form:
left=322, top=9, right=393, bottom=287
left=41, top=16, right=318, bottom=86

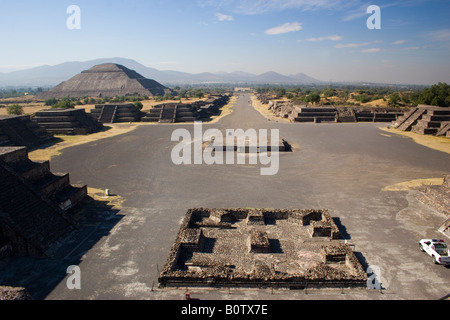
left=322, top=87, right=336, bottom=98
left=275, top=87, right=286, bottom=98
left=52, top=98, right=75, bottom=109
left=193, top=89, right=204, bottom=99
left=416, top=82, right=450, bottom=107
left=133, top=101, right=143, bottom=110
left=388, top=93, right=400, bottom=107
left=178, top=89, right=188, bottom=99
left=163, top=93, right=174, bottom=100
left=44, top=97, right=58, bottom=106
left=7, top=104, right=23, bottom=115
left=305, top=92, right=321, bottom=104
left=355, top=93, right=372, bottom=103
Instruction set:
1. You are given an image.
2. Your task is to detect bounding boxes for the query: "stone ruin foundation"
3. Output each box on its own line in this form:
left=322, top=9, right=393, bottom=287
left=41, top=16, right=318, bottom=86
left=158, top=208, right=367, bottom=289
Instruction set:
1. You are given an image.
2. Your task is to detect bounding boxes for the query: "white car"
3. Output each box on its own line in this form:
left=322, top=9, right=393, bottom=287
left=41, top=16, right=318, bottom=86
left=419, top=239, right=450, bottom=265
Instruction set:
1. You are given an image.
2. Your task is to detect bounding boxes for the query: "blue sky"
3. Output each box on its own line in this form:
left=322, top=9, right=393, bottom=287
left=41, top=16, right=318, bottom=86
left=0, top=0, right=449, bottom=84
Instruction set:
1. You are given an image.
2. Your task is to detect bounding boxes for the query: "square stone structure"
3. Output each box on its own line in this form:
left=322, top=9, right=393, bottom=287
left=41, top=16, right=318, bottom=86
left=159, top=208, right=367, bottom=289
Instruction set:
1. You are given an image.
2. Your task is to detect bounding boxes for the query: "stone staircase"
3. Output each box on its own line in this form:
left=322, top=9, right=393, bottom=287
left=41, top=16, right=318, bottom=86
left=91, top=103, right=144, bottom=123
left=142, top=103, right=198, bottom=123
left=141, top=96, right=230, bottom=123
left=141, top=107, right=162, bottom=122
left=113, top=104, right=143, bottom=123
left=291, top=107, right=337, bottom=123
left=159, top=104, right=177, bottom=123
left=393, top=105, right=450, bottom=136
left=0, top=146, right=89, bottom=257
left=394, top=107, right=424, bottom=131
left=436, top=122, right=450, bottom=137
left=175, top=104, right=198, bottom=122
left=99, top=105, right=117, bottom=123
left=0, top=146, right=87, bottom=217
left=354, top=110, right=402, bottom=122
left=0, top=115, right=53, bottom=148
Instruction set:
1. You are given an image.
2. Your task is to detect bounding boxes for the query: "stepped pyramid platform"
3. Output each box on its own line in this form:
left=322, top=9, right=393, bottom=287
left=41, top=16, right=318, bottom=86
left=36, top=63, right=173, bottom=99
left=290, top=107, right=337, bottom=123
left=393, top=105, right=450, bottom=136
left=142, top=103, right=199, bottom=123
left=90, top=103, right=144, bottom=123
left=33, top=108, right=103, bottom=135
left=0, top=115, right=53, bottom=148
left=142, top=95, right=229, bottom=123
left=354, top=108, right=403, bottom=123
left=288, top=105, right=401, bottom=124
left=0, top=147, right=88, bottom=258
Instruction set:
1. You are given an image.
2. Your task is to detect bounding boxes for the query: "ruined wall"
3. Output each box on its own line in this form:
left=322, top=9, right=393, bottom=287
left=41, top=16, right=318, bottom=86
left=159, top=208, right=366, bottom=289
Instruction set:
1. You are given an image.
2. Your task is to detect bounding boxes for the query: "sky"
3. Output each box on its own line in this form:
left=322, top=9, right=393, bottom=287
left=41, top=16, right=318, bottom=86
left=0, top=0, right=449, bottom=85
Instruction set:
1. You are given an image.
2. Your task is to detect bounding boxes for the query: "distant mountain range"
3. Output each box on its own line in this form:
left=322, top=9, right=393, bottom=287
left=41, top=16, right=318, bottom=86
left=0, top=57, right=322, bottom=88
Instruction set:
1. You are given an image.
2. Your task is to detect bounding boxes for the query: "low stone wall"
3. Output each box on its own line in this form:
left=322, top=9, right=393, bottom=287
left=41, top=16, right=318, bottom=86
left=0, top=286, right=32, bottom=300
left=159, top=208, right=366, bottom=289
left=417, top=174, right=450, bottom=217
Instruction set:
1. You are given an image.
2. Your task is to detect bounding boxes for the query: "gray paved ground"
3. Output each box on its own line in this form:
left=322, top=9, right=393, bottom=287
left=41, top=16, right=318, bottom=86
left=1, top=93, right=449, bottom=300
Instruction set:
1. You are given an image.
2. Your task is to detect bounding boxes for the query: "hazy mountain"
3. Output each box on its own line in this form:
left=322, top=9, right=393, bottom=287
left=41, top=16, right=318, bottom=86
left=288, top=73, right=320, bottom=83
left=0, top=57, right=322, bottom=87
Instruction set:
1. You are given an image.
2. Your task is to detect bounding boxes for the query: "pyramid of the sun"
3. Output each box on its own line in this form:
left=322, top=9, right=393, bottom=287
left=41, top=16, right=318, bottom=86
left=37, top=63, right=173, bottom=99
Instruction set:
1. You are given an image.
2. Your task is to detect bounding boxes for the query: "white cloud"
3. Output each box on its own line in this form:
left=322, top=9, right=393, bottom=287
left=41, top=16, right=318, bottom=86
left=265, top=22, right=302, bottom=35
left=341, top=3, right=370, bottom=21
left=334, top=42, right=370, bottom=48
left=341, top=1, right=403, bottom=22
left=199, top=0, right=351, bottom=15
left=361, top=48, right=381, bottom=53
left=299, top=34, right=343, bottom=42
left=392, top=40, right=407, bottom=45
left=327, top=35, right=344, bottom=41
left=215, top=13, right=234, bottom=21
left=423, top=29, right=450, bottom=42
left=334, top=40, right=381, bottom=49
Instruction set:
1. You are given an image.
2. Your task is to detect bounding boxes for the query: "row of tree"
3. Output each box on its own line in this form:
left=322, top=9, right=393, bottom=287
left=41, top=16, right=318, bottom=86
left=256, top=83, right=450, bottom=107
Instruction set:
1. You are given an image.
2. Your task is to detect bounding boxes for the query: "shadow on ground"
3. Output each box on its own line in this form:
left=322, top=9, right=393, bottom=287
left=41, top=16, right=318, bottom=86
left=0, top=196, right=124, bottom=300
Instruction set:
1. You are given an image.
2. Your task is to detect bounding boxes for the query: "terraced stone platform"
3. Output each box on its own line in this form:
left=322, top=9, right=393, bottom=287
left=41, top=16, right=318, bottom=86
left=393, top=105, right=450, bottom=136
left=0, top=146, right=88, bottom=258
left=33, top=109, right=103, bottom=135
left=142, top=95, right=230, bottom=123
left=0, top=115, right=53, bottom=148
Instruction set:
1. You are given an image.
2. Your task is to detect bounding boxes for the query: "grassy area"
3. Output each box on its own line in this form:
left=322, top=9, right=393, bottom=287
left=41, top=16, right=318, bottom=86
left=28, top=124, right=140, bottom=161
left=379, top=127, right=450, bottom=155
left=382, top=178, right=444, bottom=191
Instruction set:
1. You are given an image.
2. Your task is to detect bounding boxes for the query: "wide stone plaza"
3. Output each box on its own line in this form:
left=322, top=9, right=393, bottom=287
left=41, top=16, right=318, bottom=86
left=0, top=93, right=449, bottom=300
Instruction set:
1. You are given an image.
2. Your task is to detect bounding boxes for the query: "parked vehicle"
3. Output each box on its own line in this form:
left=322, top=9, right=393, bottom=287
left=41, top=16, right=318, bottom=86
left=419, top=239, right=450, bottom=265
